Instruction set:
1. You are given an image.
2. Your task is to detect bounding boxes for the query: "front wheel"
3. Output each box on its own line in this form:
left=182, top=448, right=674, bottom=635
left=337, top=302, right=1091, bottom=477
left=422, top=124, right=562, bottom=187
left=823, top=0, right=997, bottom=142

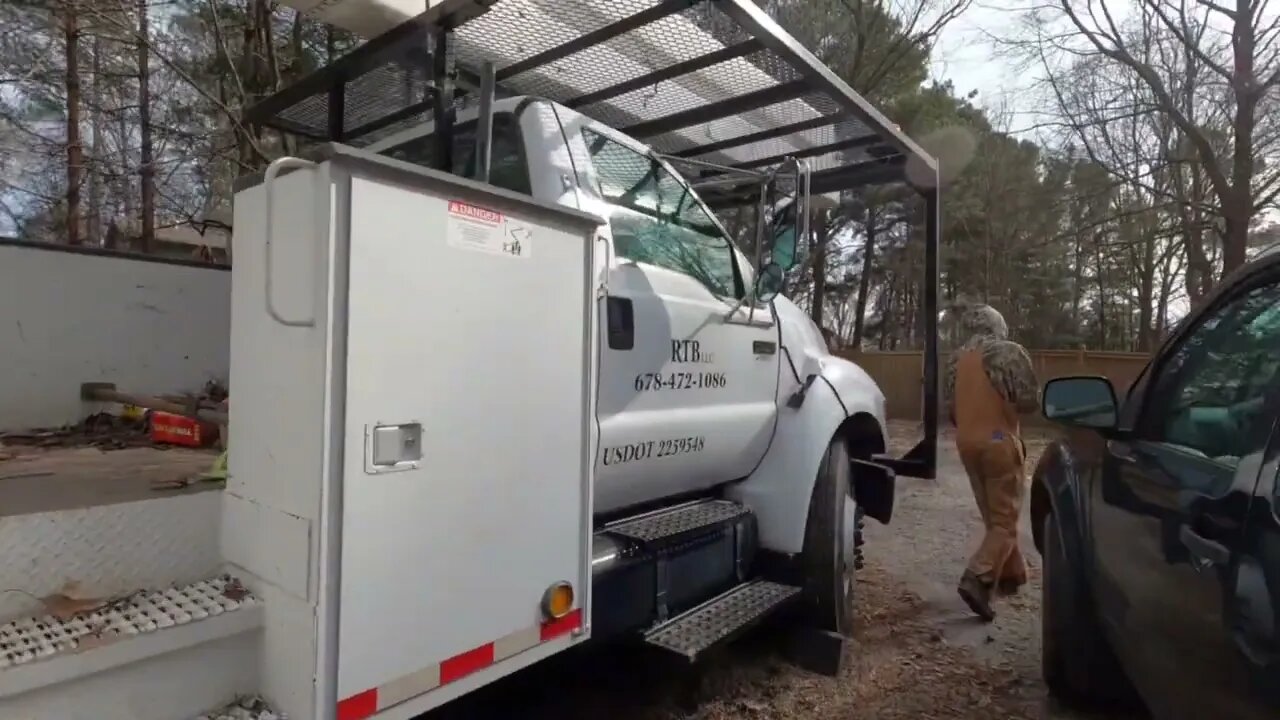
left=801, top=437, right=858, bottom=635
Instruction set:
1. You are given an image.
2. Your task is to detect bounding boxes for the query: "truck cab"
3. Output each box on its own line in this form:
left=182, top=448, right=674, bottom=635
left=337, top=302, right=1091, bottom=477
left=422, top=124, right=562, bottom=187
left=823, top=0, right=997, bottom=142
left=365, top=97, right=879, bottom=518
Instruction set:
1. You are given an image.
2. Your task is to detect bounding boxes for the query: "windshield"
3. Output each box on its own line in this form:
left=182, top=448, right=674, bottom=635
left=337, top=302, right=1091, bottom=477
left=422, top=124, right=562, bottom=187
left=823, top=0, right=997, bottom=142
left=582, top=128, right=744, bottom=300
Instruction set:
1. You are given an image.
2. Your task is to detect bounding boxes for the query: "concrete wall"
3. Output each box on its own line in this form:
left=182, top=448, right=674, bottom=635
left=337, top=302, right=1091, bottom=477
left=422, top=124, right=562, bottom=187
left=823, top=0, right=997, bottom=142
left=0, top=241, right=230, bottom=431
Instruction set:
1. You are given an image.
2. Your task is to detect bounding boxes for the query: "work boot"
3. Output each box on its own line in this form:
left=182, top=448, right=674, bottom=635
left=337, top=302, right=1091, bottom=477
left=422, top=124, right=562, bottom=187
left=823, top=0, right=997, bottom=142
left=997, top=577, right=1022, bottom=596
left=957, top=570, right=995, bottom=622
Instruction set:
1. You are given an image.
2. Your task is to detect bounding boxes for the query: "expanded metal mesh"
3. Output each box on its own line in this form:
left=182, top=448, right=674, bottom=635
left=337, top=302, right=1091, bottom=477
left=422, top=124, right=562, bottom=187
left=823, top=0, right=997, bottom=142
left=249, top=0, right=903, bottom=194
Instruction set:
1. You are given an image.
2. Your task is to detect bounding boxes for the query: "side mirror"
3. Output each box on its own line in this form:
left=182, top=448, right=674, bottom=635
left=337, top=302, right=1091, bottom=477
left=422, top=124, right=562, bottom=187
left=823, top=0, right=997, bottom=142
left=767, top=202, right=799, bottom=271
left=754, top=262, right=785, bottom=303
left=1043, top=376, right=1119, bottom=429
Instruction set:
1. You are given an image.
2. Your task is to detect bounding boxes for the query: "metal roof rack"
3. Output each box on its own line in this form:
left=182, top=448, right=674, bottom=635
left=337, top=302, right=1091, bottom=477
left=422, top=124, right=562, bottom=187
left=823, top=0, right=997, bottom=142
left=244, top=0, right=940, bottom=479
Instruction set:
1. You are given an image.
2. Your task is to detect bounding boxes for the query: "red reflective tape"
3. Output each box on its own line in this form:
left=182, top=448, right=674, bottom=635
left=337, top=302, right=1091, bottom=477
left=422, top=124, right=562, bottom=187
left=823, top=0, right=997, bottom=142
left=336, top=689, right=378, bottom=720
left=540, top=608, right=582, bottom=642
left=440, top=642, right=495, bottom=684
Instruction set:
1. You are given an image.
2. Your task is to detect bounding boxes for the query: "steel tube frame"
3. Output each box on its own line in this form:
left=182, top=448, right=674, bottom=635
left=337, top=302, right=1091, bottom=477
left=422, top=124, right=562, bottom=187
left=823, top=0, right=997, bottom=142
left=731, top=133, right=879, bottom=171
left=873, top=177, right=939, bottom=479
left=430, top=26, right=455, bottom=172
left=326, top=84, right=346, bottom=142
left=620, top=80, right=810, bottom=139
left=672, top=114, right=840, bottom=159
left=659, top=153, right=767, bottom=178
left=918, top=179, right=940, bottom=478
left=714, top=0, right=936, bottom=169
left=497, top=0, right=697, bottom=82
left=567, top=39, right=764, bottom=109
left=475, top=60, right=496, bottom=183
left=241, top=0, right=942, bottom=480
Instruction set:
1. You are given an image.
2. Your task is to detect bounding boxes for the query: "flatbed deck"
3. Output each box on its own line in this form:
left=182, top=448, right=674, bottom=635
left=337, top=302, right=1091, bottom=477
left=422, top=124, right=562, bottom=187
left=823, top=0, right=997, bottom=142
left=0, top=445, right=218, bottom=517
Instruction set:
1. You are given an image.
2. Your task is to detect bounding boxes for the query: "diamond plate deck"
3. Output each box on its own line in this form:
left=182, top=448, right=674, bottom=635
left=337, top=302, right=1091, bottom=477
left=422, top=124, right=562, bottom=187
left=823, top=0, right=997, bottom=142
left=0, top=446, right=219, bottom=517
left=606, top=500, right=749, bottom=545
left=0, top=491, right=222, bottom=619
left=643, top=580, right=800, bottom=660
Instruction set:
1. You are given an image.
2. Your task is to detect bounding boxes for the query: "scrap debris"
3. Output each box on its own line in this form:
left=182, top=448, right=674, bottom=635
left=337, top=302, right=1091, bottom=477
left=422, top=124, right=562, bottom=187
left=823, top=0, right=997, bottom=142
left=0, top=381, right=230, bottom=458
left=0, top=412, right=153, bottom=452
left=150, top=449, right=228, bottom=491
left=195, top=695, right=284, bottom=720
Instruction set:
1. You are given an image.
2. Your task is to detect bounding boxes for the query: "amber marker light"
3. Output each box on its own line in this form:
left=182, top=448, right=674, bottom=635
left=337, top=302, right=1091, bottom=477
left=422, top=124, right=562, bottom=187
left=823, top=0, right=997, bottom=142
left=541, top=581, right=575, bottom=620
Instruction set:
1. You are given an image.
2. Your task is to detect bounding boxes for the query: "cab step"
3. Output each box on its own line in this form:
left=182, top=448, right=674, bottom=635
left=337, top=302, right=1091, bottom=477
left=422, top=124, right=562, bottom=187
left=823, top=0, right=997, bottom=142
left=606, top=499, right=750, bottom=548
left=643, top=580, right=801, bottom=661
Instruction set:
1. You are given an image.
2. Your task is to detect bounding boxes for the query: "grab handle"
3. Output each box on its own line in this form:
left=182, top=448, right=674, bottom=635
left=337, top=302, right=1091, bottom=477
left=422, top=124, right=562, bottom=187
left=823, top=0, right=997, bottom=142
left=263, top=156, right=318, bottom=327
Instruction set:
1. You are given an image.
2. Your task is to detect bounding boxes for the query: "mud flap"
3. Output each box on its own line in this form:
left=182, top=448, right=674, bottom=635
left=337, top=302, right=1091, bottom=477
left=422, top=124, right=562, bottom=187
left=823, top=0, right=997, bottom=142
left=851, top=458, right=895, bottom=525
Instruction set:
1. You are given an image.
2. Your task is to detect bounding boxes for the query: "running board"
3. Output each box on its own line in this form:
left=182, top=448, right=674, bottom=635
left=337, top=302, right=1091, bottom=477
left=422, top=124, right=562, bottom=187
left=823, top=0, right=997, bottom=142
left=643, top=580, right=801, bottom=661
left=606, top=499, right=750, bottom=548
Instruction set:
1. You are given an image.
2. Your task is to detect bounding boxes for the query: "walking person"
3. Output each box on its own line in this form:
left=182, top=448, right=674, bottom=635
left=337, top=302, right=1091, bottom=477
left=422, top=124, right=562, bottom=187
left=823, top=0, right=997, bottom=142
left=942, top=302, right=1040, bottom=621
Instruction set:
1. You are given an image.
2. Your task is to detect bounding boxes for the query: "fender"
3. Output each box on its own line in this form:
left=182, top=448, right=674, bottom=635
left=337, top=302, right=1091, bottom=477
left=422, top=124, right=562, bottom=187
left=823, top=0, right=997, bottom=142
left=1031, top=439, right=1089, bottom=573
left=725, top=300, right=888, bottom=555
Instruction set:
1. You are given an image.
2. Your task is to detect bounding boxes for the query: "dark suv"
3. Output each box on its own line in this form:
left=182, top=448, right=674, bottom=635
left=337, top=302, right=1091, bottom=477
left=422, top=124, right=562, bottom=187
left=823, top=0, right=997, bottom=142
left=1031, top=251, right=1280, bottom=719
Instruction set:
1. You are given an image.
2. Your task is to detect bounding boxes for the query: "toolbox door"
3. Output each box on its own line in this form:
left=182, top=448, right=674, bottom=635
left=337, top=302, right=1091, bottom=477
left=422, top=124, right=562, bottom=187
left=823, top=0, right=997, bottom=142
left=332, top=169, right=595, bottom=717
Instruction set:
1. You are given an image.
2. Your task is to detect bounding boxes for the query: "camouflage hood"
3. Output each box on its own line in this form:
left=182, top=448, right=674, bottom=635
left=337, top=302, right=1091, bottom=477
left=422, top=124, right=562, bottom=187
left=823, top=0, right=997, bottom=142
left=959, top=304, right=1008, bottom=343
left=942, top=298, right=1008, bottom=348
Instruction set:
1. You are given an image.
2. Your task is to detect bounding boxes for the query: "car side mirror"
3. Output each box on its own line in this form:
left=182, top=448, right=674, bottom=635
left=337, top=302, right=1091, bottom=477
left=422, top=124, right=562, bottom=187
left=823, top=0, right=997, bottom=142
left=754, top=262, right=784, bottom=303
left=1043, top=376, right=1119, bottom=430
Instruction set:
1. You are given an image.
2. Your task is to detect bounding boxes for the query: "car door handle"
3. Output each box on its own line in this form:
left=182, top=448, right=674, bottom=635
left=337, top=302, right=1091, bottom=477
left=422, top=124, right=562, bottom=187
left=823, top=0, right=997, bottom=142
left=1233, top=628, right=1276, bottom=666
left=1180, top=524, right=1230, bottom=568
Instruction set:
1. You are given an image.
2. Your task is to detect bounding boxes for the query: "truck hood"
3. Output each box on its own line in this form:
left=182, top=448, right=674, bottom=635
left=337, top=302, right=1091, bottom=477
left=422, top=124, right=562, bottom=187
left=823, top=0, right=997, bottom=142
left=772, top=297, right=884, bottom=421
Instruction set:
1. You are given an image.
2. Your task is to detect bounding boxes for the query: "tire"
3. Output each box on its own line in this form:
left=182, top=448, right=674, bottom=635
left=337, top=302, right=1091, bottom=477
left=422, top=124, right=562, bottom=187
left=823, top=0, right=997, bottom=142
left=801, top=437, right=857, bottom=635
left=1042, top=511, right=1137, bottom=709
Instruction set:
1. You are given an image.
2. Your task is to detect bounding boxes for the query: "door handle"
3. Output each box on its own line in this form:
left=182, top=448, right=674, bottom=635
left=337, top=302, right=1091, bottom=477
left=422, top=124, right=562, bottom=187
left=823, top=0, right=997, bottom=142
left=1108, top=440, right=1138, bottom=463
left=606, top=296, right=633, bottom=350
left=1180, top=524, right=1230, bottom=568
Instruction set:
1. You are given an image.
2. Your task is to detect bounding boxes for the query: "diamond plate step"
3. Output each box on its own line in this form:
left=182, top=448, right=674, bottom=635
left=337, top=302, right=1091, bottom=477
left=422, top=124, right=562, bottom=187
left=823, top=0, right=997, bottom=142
left=643, top=580, right=801, bottom=661
left=0, top=575, right=263, bottom=709
left=606, top=500, right=750, bottom=546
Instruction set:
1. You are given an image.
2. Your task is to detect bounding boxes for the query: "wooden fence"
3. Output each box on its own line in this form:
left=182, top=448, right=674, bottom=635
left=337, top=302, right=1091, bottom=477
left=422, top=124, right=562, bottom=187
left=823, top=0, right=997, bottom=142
left=839, top=349, right=1151, bottom=421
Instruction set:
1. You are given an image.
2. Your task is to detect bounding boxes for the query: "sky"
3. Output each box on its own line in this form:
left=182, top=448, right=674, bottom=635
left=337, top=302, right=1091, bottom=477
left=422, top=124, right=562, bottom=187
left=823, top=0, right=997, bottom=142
left=926, top=1, right=1201, bottom=321
left=929, top=0, right=1043, bottom=134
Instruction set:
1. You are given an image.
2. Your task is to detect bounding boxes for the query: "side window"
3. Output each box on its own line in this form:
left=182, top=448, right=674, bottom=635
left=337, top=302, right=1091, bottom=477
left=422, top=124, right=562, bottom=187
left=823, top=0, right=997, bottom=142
left=381, top=113, right=532, bottom=196
left=581, top=128, right=743, bottom=299
left=1143, top=279, right=1280, bottom=467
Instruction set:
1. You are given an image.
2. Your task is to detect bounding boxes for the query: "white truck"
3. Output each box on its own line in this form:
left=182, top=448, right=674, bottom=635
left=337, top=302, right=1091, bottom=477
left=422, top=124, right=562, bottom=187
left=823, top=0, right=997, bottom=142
left=0, top=1, right=941, bottom=718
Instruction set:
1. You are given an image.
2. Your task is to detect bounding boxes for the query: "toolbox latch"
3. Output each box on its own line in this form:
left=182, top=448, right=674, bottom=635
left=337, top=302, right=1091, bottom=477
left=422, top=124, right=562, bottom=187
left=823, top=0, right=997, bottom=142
left=365, top=422, right=423, bottom=474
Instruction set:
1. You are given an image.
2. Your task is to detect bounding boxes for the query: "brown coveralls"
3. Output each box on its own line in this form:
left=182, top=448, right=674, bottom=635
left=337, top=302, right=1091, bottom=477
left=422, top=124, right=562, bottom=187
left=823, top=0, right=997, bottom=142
left=953, top=348, right=1027, bottom=589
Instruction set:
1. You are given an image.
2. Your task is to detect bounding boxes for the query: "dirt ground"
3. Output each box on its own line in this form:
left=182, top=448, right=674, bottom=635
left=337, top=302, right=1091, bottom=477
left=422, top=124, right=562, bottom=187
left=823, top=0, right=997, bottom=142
left=421, top=422, right=1144, bottom=720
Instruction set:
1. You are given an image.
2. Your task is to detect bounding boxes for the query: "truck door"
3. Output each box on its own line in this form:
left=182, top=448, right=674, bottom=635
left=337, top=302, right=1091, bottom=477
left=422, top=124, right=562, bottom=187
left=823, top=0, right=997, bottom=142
left=571, top=122, right=780, bottom=514
left=1091, top=274, right=1280, bottom=719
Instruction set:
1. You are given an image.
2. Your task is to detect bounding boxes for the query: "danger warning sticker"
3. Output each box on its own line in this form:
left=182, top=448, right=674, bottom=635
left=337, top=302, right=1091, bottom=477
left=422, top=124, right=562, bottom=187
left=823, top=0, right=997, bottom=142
left=446, top=200, right=531, bottom=259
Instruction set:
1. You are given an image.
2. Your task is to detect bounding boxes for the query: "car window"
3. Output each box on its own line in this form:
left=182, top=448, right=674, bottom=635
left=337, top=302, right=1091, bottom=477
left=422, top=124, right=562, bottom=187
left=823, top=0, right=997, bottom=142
left=381, top=113, right=532, bottom=196
left=581, top=128, right=742, bottom=299
left=1144, top=278, right=1280, bottom=467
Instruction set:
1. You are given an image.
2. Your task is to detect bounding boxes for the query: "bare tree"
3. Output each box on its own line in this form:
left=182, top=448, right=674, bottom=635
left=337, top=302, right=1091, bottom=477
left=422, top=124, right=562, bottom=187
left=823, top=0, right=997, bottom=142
left=136, top=0, right=153, bottom=251
left=1024, top=0, right=1280, bottom=285
left=62, top=1, right=82, bottom=244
